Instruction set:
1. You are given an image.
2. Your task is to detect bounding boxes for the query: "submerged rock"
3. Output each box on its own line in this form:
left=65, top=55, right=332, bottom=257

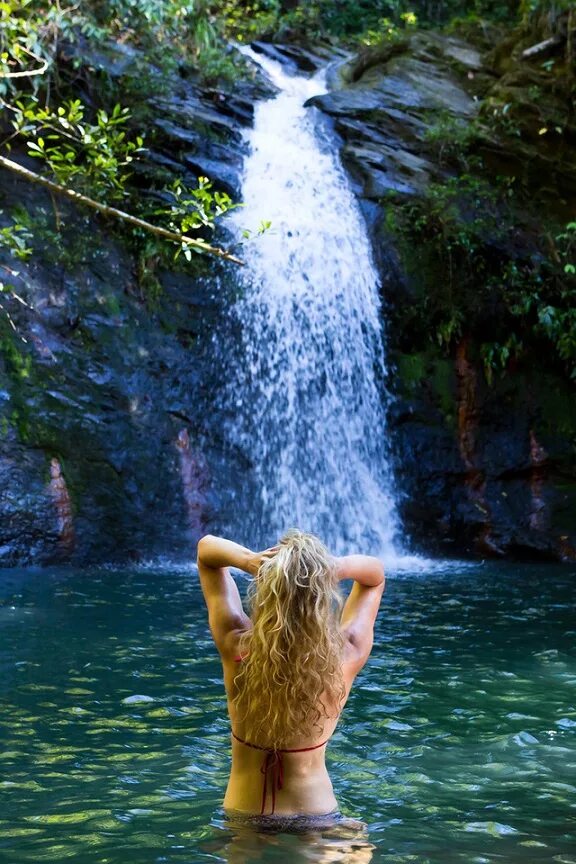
left=122, top=695, right=155, bottom=704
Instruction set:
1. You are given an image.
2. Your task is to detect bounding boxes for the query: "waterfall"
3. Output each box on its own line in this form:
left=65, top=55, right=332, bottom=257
left=217, top=51, right=403, bottom=561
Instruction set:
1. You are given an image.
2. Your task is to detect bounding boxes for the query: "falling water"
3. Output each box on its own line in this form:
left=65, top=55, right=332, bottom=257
left=220, top=51, right=402, bottom=560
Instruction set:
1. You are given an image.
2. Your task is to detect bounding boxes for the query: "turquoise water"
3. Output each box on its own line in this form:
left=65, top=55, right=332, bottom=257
left=0, top=561, right=575, bottom=863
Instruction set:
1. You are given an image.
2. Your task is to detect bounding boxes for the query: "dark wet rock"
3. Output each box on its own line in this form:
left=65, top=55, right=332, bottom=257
left=251, top=41, right=343, bottom=74
left=309, top=32, right=480, bottom=201
left=0, top=449, right=62, bottom=565
left=182, top=154, right=243, bottom=199
left=0, top=45, right=259, bottom=567
left=389, top=347, right=576, bottom=560
left=146, top=83, right=262, bottom=196
left=61, top=36, right=141, bottom=78
left=153, top=93, right=244, bottom=142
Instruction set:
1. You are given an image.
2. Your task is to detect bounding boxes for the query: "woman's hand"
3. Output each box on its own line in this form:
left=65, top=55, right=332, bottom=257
left=245, top=545, right=279, bottom=577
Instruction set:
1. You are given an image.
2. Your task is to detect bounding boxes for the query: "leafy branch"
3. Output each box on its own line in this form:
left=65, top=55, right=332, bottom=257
left=10, top=98, right=145, bottom=199
left=0, top=2, right=244, bottom=268
left=0, top=155, right=244, bottom=264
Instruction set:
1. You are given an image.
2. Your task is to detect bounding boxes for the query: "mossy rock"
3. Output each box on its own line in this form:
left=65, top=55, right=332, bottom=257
left=395, top=351, right=457, bottom=427
left=340, top=38, right=411, bottom=85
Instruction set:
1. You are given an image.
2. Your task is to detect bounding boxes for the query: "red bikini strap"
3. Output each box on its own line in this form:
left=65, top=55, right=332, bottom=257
left=231, top=732, right=328, bottom=754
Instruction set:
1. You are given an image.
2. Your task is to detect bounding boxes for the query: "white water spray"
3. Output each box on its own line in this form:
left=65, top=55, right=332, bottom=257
left=221, top=51, right=405, bottom=561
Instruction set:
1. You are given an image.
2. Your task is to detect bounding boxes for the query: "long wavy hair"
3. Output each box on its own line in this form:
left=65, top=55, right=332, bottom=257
left=233, top=529, right=345, bottom=750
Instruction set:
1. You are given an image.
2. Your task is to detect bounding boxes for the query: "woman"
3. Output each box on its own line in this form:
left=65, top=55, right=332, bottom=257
left=197, top=529, right=385, bottom=832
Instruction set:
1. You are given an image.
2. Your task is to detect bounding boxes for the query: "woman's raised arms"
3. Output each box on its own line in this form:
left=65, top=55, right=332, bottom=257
left=197, top=536, right=385, bottom=665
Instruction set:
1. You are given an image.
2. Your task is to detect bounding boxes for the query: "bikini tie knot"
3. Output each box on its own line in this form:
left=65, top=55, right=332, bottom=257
left=260, top=750, right=284, bottom=815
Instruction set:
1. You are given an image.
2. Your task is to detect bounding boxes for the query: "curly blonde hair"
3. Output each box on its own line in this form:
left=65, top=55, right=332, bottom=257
left=233, top=529, right=345, bottom=750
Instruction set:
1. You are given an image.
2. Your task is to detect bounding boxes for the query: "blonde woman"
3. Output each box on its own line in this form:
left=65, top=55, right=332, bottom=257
left=197, top=529, right=385, bottom=832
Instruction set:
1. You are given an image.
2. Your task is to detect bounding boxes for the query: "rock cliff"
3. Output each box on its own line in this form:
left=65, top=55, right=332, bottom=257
left=0, top=27, right=574, bottom=565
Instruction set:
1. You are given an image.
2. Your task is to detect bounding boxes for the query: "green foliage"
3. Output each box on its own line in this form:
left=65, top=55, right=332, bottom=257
left=162, top=178, right=239, bottom=234
left=402, top=174, right=503, bottom=261
left=0, top=0, right=564, bottom=94
left=480, top=334, right=523, bottom=386
left=216, top=0, right=282, bottom=41
left=0, top=313, right=31, bottom=378
left=93, top=0, right=218, bottom=53
left=500, top=223, right=576, bottom=379
left=174, top=0, right=522, bottom=45
left=5, top=204, right=97, bottom=268
left=0, top=0, right=245, bottom=294
left=0, top=0, right=232, bottom=104
left=358, top=10, right=418, bottom=46
left=478, top=241, right=576, bottom=383
left=0, top=334, right=31, bottom=378
left=12, top=98, right=145, bottom=199
left=207, top=0, right=572, bottom=47
left=213, top=0, right=420, bottom=42
left=155, top=177, right=240, bottom=261
left=423, top=111, right=481, bottom=168
left=135, top=240, right=163, bottom=308
left=302, top=1, right=401, bottom=37
left=519, top=0, right=572, bottom=18
left=0, top=213, right=32, bottom=260
left=479, top=89, right=568, bottom=145
left=0, top=214, right=33, bottom=340
left=241, top=219, right=272, bottom=240
left=386, top=179, right=576, bottom=384
left=0, top=0, right=101, bottom=98
left=436, top=310, right=465, bottom=351
left=557, top=221, right=576, bottom=276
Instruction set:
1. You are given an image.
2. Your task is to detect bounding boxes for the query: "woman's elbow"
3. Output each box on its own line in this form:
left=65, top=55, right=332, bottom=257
left=373, top=558, right=385, bottom=586
left=197, top=534, right=214, bottom=560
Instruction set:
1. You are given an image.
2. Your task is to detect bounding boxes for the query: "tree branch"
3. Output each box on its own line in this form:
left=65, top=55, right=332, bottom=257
left=0, top=47, right=49, bottom=79
left=0, top=154, right=244, bottom=265
left=521, top=34, right=565, bottom=60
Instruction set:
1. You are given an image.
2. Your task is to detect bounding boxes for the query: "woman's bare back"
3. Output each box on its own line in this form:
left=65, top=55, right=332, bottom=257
left=197, top=534, right=385, bottom=819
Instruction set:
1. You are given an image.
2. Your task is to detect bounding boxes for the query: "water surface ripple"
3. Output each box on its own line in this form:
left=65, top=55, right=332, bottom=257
left=0, top=562, right=575, bottom=863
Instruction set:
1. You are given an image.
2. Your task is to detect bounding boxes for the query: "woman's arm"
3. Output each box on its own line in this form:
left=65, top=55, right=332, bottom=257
left=337, top=554, right=385, bottom=668
left=197, top=534, right=257, bottom=575
left=334, top=554, right=385, bottom=587
left=196, top=535, right=278, bottom=655
left=197, top=535, right=278, bottom=577
left=196, top=535, right=254, bottom=655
